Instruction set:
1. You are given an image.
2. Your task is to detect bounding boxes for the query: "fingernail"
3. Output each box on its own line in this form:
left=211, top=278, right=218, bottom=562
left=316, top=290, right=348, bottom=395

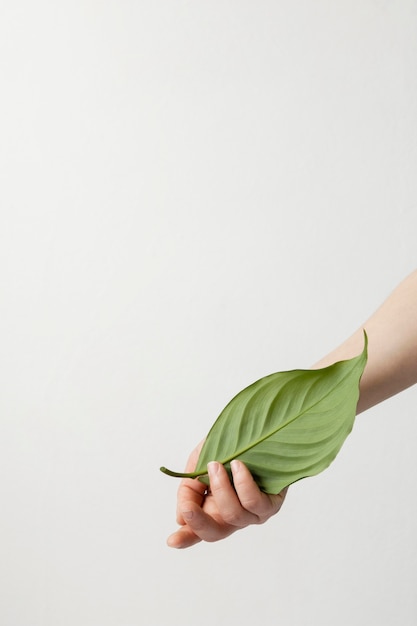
left=231, top=459, right=241, bottom=474
left=207, top=462, right=221, bottom=487
left=208, top=461, right=220, bottom=477
left=182, top=510, right=193, bottom=521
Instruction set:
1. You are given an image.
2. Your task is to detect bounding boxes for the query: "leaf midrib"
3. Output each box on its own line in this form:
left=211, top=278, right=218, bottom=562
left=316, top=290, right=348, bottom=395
left=215, top=360, right=360, bottom=466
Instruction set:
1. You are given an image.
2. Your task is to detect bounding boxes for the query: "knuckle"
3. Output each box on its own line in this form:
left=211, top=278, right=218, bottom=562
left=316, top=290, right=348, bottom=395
left=255, top=509, right=272, bottom=524
left=240, top=494, right=263, bottom=513
left=223, top=509, right=244, bottom=526
left=245, top=500, right=271, bottom=522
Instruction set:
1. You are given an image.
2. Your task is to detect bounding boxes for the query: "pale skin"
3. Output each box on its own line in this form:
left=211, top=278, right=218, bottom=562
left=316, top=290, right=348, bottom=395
left=167, top=269, right=417, bottom=549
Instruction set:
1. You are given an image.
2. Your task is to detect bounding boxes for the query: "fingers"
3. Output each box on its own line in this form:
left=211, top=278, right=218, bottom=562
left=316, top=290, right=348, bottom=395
left=168, top=454, right=289, bottom=549
left=231, top=460, right=288, bottom=522
left=231, top=459, right=268, bottom=520
left=206, top=461, right=259, bottom=527
left=172, top=463, right=249, bottom=546
left=175, top=476, right=207, bottom=525
left=172, top=503, right=236, bottom=545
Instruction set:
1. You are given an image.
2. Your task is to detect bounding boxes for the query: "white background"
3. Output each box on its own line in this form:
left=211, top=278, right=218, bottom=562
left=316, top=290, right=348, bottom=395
left=1, top=2, right=417, bottom=625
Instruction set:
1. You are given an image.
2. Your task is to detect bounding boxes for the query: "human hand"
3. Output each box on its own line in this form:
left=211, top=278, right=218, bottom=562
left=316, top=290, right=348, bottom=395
left=167, top=440, right=288, bottom=549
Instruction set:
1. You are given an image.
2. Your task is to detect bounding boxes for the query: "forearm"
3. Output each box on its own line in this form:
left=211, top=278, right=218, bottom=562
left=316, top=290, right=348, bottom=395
left=312, top=269, right=417, bottom=414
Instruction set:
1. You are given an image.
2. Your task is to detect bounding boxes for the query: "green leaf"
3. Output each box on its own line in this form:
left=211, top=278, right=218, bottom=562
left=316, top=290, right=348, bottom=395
left=160, top=331, right=368, bottom=494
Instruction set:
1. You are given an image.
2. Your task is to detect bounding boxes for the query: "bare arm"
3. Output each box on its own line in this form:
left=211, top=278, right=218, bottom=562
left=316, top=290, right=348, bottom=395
left=313, top=269, right=417, bottom=413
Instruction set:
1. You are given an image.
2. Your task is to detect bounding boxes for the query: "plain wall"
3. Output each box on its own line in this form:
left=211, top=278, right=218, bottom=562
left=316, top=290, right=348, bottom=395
left=1, top=2, right=416, bottom=625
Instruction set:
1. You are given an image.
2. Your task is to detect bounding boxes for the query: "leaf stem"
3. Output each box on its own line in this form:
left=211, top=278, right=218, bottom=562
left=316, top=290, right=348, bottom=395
left=159, top=466, right=207, bottom=479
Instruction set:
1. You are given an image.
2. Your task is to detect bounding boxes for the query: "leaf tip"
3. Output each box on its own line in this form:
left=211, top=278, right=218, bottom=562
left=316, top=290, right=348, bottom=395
left=362, top=328, right=369, bottom=356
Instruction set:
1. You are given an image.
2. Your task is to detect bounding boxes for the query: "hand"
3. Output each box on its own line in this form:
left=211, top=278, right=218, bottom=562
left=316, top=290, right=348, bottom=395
left=167, top=441, right=288, bottom=549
